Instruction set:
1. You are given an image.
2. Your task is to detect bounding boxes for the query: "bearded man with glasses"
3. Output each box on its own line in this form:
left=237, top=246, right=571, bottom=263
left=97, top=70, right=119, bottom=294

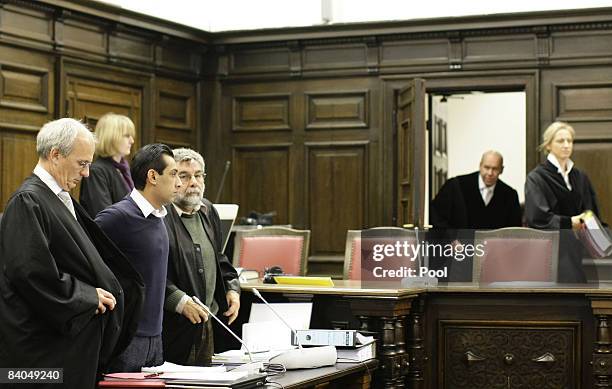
left=162, top=148, right=240, bottom=366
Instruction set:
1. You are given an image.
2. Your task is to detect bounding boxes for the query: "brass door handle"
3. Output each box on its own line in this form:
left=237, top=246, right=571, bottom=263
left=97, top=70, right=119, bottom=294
left=465, top=350, right=486, bottom=366
left=532, top=352, right=556, bottom=363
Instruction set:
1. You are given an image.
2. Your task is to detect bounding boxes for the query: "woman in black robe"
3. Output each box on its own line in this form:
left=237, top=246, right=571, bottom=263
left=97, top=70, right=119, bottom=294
left=525, top=121, right=602, bottom=283
left=80, top=113, right=136, bottom=218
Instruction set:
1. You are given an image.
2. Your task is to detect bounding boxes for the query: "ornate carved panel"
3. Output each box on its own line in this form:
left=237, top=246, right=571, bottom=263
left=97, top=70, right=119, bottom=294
left=306, top=143, right=367, bottom=257
left=1, top=134, right=38, bottom=208
left=0, top=63, right=49, bottom=113
left=154, top=77, right=196, bottom=147
left=62, top=18, right=107, bottom=55
left=0, top=4, right=52, bottom=44
left=157, top=43, right=195, bottom=72
left=440, top=321, right=579, bottom=389
left=303, top=44, right=367, bottom=69
left=231, top=145, right=291, bottom=223
left=305, top=91, right=369, bottom=130
left=230, top=48, right=290, bottom=74
left=380, top=39, right=449, bottom=67
left=463, top=35, right=536, bottom=63
left=232, top=94, right=291, bottom=132
left=551, top=31, right=612, bottom=60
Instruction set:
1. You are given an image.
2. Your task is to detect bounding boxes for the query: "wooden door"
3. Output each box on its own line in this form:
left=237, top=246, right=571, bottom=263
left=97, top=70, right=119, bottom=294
left=430, top=96, right=449, bottom=198
left=396, top=79, right=426, bottom=228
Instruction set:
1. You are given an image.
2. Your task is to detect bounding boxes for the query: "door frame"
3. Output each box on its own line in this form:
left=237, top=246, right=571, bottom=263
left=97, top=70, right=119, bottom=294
left=381, top=70, right=539, bottom=226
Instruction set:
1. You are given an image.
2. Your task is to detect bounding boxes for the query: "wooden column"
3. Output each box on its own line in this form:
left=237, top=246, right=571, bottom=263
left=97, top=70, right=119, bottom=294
left=590, top=297, right=612, bottom=388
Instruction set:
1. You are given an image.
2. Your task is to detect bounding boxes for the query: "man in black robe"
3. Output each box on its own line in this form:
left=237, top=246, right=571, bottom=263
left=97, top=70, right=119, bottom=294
left=163, top=148, right=240, bottom=365
left=0, top=118, right=144, bottom=388
left=429, top=151, right=522, bottom=280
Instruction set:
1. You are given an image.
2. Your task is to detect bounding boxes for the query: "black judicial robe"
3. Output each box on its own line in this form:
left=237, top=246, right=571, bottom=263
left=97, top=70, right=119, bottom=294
left=430, top=171, right=522, bottom=230
left=0, top=175, right=144, bottom=388
left=525, top=160, right=602, bottom=283
left=80, top=157, right=130, bottom=218
left=162, top=199, right=240, bottom=365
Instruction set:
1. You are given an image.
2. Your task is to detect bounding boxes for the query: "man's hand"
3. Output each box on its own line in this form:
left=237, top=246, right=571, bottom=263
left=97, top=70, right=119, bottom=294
left=571, top=212, right=586, bottom=231
left=223, top=290, right=240, bottom=325
left=95, top=288, right=116, bottom=314
left=181, top=299, right=209, bottom=324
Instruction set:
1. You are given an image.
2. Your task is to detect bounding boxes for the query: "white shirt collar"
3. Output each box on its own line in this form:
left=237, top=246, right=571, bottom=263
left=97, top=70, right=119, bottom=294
left=33, top=164, right=63, bottom=196
left=478, top=174, right=496, bottom=193
left=547, top=153, right=573, bottom=190
left=547, top=153, right=574, bottom=174
left=130, top=188, right=167, bottom=218
left=172, top=202, right=203, bottom=217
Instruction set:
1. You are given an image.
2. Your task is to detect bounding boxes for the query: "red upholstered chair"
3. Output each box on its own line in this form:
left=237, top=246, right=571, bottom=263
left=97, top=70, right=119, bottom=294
left=343, top=227, right=420, bottom=280
left=473, top=227, right=559, bottom=283
left=233, top=226, right=310, bottom=276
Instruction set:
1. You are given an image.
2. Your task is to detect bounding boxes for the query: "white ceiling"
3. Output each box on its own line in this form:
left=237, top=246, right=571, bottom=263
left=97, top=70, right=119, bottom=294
left=93, top=0, right=612, bottom=32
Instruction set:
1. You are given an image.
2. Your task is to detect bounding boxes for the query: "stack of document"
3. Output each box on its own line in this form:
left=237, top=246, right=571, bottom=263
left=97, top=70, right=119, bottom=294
left=212, top=349, right=284, bottom=366
left=336, top=333, right=376, bottom=363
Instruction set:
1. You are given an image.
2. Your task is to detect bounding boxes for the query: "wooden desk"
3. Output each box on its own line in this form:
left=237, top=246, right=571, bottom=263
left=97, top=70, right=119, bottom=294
left=266, top=361, right=378, bottom=389
left=238, top=280, right=612, bottom=389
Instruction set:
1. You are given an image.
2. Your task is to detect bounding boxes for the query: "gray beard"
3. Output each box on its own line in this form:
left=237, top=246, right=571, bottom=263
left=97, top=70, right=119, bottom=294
left=175, top=193, right=202, bottom=210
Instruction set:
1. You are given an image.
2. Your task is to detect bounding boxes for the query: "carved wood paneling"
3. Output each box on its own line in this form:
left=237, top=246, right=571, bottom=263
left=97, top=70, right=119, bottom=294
left=230, top=48, right=291, bottom=74
left=232, top=94, right=291, bottom=132
left=303, top=44, right=367, bottom=69
left=551, top=31, right=612, bottom=60
left=305, top=91, right=369, bottom=130
left=440, top=322, right=579, bottom=389
left=0, top=4, right=53, bottom=45
left=306, top=143, right=367, bottom=258
left=62, top=18, right=107, bottom=56
left=231, top=145, right=291, bottom=223
left=155, top=77, right=196, bottom=147
left=109, top=31, right=155, bottom=64
left=463, top=35, right=536, bottom=63
left=556, top=85, right=612, bottom=125
left=572, top=143, right=612, bottom=225
left=1, top=134, right=38, bottom=208
left=156, top=43, right=197, bottom=72
left=380, top=39, right=449, bottom=67
left=0, top=63, right=49, bottom=113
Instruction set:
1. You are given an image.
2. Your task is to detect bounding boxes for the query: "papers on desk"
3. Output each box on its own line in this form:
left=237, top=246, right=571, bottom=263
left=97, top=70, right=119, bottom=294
left=142, top=362, right=226, bottom=374
left=336, top=339, right=376, bottom=363
left=212, top=349, right=284, bottom=365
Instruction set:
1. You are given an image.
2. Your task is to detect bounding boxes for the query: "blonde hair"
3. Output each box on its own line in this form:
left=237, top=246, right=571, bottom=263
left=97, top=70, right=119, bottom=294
left=538, top=121, right=575, bottom=152
left=95, top=113, right=135, bottom=157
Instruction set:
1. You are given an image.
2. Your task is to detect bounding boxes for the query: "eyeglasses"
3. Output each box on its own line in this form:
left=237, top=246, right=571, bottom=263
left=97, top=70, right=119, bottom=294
left=77, top=160, right=92, bottom=169
left=178, top=172, right=206, bottom=183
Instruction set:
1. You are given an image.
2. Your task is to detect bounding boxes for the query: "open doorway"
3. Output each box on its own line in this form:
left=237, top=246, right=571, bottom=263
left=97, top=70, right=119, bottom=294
left=428, top=91, right=527, bottom=204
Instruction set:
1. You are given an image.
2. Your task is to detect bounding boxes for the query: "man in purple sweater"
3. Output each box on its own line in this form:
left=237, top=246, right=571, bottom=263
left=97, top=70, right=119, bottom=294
left=96, top=143, right=181, bottom=372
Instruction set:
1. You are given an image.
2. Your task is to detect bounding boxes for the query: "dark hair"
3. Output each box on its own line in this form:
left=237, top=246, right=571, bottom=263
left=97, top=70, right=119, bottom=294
left=131, top=143, right=174, bottom=190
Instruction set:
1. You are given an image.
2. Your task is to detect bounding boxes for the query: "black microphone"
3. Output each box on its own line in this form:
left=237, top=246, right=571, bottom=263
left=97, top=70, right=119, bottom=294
left=214, top=161, right=231, bottom=203
left=251, top=288, right=337, bottom=369
left=191, top=295, right=262, bottom=372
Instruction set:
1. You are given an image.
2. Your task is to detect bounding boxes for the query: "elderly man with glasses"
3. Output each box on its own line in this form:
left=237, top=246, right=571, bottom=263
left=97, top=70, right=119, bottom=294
left=162, top=148, right=240, bottom=366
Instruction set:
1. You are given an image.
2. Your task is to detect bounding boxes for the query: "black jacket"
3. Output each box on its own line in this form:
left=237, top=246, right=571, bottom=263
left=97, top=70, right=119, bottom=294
left=525, top=160, right=602, bottom=283
left=431, top=171, right=522, bottom=229
left=162, top=198, right=240, bottom=364
left=80, top=157, right=130, bottom=218
left=0, top=175, right=144, bottom=388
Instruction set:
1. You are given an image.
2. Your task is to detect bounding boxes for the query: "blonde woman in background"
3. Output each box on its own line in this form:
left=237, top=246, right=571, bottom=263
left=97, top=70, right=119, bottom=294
left=80, top=113, right=135, bottom=218
left=525, top=121, right=603, bottom=283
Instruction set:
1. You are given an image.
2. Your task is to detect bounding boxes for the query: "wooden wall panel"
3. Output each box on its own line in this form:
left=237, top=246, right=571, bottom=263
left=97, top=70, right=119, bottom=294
left=555, top=84, right=612, bottom=139
left=303, top=44, right=367, bottom=69
left=551, top=31, right=612, bottom=60
left=306, top=143, right=367, bottom=259
left=155, top=77, right=196, bottom=147
left=110, top=32, right=154, bottom=64
left=305, top=91, right=368, bottom=130
left=1, top=134, right=38, bottom=208
left=572, top=143, right=612, bottom=224
left=232, top=94, right=291, bottom=132
left=463, top=35, right=536, bottom=63
left=230, top=48, right=290, bottom=74
left=380, top=39, right=449, bottom=67
left=62, top=18, right=107, bottom=56
left=0, top=4, right=53, bottom=45
left=231, top=145, right=291, bottom=224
